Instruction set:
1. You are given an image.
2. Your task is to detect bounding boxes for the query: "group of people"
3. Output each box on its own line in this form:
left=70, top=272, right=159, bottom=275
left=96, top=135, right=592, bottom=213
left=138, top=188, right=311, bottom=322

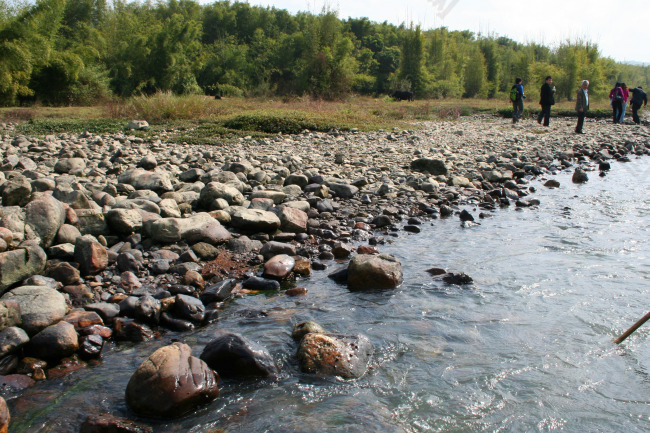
left=510, top=77, right=648, bottom=134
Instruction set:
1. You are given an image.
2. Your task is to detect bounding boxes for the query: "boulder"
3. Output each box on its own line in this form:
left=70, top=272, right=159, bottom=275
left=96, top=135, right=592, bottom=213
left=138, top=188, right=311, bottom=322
left=1, top=286, right=67, bottom=335
left=54, top=158, right=86, bottom=175
left=125, top=342, right=219, bottom=418
left=291, top=321, right=326, bottom=341
left=297, top=333, right=373, bottom=379
left=118, top=169, right=173, bottom=194
left=148, top=213, right=217, bottom=243
left=113, top=318, right=154, bottom=342
left=199, top=330, right=278, bottom=377
left=26, top=321, right=78, bottom=361
left=105, top=208, right=143, bottom=234
left=183, top=222, right=232, bottom=245
left=0, top=245, right=47, bottom=293
left=24, top=194, right=66, bottom=247
left=173, top=294, right=205, bottom=323
left=75, top=235, right=108, bottom=275
left=0, top=301, right=21, bottom=332
left=119, top=295, right=161, bottom=326
left=230, top=208, right=281, bottom=233
left=2, top=174, right=31, bottom=206
left=572, top=167, right=589, bottom=183
left=198, top=182, right=245, bottom=209
left=347, top=254, right=403, bottom=290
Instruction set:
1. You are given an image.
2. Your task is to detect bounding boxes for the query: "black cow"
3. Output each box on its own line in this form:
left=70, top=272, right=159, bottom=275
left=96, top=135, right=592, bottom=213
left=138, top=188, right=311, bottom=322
left=392, top=90, right=414, bottom=101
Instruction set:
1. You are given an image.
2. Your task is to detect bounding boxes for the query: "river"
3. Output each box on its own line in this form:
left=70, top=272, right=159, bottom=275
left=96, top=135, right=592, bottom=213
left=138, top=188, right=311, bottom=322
left=8, top=156, right=650, bottom=432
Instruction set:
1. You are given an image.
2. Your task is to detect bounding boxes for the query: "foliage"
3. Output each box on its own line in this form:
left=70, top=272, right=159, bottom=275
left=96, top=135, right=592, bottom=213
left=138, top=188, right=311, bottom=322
left=0, top=0, right=647, bottom=106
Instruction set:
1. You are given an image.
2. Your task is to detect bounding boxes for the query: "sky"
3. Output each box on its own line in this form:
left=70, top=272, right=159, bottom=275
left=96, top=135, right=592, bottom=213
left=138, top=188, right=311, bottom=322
left=244, top=0, right=650, bottom=64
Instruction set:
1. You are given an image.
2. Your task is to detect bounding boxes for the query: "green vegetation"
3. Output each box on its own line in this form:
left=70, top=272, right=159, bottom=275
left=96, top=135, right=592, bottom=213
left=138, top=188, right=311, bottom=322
left=0, top=0, right=648, bottom=107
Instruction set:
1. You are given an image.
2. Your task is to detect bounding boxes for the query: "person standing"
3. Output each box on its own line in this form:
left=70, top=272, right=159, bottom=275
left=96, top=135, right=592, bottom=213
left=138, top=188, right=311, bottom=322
left=629, top=85, right=647, bottom=124
left=609, top=82, right=624, bottom=124
left=575, top=80, right=589, bottom=134
left=511, top=78, right=525, bottom=124
left=537, top=75, right=556, bottom=126
left=619, top=83, right=629, bottom=123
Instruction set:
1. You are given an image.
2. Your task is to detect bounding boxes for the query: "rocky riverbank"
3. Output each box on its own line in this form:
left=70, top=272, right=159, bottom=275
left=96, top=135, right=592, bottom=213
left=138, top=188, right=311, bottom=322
left=0, top=115, right=648, bottom=429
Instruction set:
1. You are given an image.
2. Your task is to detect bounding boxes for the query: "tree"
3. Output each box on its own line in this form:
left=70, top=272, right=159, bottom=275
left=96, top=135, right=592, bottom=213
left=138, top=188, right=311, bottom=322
left=463, top=47, right=486, bottom=97
left=398, top=25, right=425, bottom=94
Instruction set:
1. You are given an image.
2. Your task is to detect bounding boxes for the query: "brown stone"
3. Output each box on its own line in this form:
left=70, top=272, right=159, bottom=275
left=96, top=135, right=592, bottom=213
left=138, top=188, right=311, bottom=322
left=292, top=256, right=311, bottom=276
left=125, top=342, right=219, bottom=418
left=285, top=287, right=308, bottom=297
left=0, top=396, right=8, bottom=433
left=262, top=254, right=295, bottom=280
left=357, top=245, right=380, bottom=255
left=184, top=270, right=204, bottom=289
left=80, top=413, right=153, bottom=433
left=64, top=310, right=104, bottom=331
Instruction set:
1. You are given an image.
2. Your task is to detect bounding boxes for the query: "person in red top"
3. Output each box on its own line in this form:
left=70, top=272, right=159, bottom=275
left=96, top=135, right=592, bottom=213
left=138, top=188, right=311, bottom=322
left=619, top=83, right=629, bottom=123
left=609, top=83, right=624, bottom=124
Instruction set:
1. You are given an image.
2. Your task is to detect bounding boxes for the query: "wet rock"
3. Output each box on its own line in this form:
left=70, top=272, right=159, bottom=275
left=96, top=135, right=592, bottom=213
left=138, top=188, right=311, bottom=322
left=24, top=194, right=66, bottom=247
left=0, top=327, right=29, bottom=357
left=0, top=374, right=35, bottom=393
left=544, top=179, right=560, bottom=188
left=572, top=168, right=589, bottom=183
left=0, top=245, right=47, bottom=293
left=78, top=334, right=104, bottom=360
left=125, top=342, right=219, bottom=418
left=75, top=235, right=108, bottom=275
left=200, top=279, right=237, bottom=304
left=161, top=312, right=195, bottom=332
left=242, top=276, right=280, bottom=291
left=425, top=267, right=446, bottom=276
left=260, top=241, right=296, bottom=260
left=113, top=318, right=154, bottom=342
left=79, top=413, right=153, bottom=433
left=230, top=208, right=281, bottom=233
left=1, top=286, right=67, bottom=335
left=173, top=294, right=205, bottom=323
left=459, top=209, right=475, bottom=222
left=200, top=330, right=278, bottom=377
left=63, top=310, right=104, bottom=331
left=291, top=321, right=326, bottom=341
left=297, top=333, right=373, bottom=379
left=26, top=321, right=79, bottom=361
left=347, top=254, right=403, bottom=290
left=262, top=254, right=295, bottom=280
left=442, top=272, right=474, bottom=285
left=327, top=267, right=348, bottom=284
left=119, top=295, right=160, bottom=326
left=84, top=303, right=120, bottom=322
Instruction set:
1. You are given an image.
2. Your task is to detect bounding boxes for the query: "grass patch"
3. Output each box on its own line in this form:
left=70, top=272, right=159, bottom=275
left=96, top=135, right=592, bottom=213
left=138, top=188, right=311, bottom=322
left=15, top=118, right=125, bottom=135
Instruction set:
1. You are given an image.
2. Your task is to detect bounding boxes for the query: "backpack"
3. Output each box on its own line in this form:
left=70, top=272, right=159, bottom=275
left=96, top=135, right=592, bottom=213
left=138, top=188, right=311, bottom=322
left=614, top=88, right=623, bottom=102
left=510, top=86, right=518, bottom=102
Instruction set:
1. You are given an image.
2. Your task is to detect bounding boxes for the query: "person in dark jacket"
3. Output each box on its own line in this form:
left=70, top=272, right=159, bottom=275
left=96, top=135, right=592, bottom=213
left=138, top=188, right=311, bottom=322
left=575, top=80, right=589, bottom=134
left=537, top=76, right=556, bottom=126
left=629, top=86, right=647, bottom=124
left=512, top=78, right=525, bottom=124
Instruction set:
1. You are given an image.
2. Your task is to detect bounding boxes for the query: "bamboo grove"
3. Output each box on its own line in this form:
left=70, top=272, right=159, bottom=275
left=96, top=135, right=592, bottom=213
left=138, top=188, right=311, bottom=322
left=1, top=0, right=648, bottom=106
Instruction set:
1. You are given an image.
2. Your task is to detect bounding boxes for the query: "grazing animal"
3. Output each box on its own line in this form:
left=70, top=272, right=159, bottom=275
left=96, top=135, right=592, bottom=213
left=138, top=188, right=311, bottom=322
left=391, top=90, right=414, bottom=101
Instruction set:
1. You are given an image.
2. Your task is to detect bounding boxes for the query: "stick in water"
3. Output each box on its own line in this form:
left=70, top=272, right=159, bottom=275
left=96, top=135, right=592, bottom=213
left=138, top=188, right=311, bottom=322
left=614, top=312, right=650, bottom=344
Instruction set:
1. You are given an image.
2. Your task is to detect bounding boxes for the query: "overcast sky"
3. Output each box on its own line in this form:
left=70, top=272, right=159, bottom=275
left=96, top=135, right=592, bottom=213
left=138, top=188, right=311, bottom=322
left=245, top=0, right=649, bottom=64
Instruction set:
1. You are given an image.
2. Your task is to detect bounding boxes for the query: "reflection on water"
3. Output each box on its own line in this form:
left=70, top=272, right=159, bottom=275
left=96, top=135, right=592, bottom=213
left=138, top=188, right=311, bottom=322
left=8, top=158, right=650, bottom=433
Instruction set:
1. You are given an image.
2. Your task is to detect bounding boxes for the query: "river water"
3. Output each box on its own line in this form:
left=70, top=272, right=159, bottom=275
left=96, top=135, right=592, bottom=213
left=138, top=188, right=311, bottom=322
left=8, top=157, right=650, bottom=433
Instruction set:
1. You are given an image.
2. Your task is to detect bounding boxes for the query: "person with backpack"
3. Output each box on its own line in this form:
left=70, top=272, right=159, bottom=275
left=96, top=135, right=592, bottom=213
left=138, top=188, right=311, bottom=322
left=575, top=80, right=590, bottom=134
left=609, top=82, right=624, bottom=124
left=537, top=76, right=556, bottom=126
left=629, top=86, right=647, bottom=125
left=510, top=78, right=525, bottom=124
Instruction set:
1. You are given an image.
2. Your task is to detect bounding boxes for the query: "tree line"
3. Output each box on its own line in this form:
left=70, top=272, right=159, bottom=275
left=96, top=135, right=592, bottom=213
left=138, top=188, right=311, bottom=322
left=1, top=0, right=649, bottom=106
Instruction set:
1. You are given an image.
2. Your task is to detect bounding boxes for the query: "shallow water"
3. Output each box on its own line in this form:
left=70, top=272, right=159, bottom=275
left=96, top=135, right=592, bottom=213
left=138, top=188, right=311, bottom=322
left=8, top=157, right=650, bottom=433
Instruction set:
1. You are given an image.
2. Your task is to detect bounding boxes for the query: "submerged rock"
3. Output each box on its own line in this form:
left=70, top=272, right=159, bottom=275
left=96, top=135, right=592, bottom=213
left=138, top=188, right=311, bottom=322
left=347, top=254, right=403, bottom=290
left=200, top=330, right=278, bottom=377
left=297, top=333, right=373, bottom=379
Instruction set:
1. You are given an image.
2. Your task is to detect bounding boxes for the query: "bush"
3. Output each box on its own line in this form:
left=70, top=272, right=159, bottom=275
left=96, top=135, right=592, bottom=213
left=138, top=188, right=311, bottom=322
left=222, top=114, right=338, bottom=134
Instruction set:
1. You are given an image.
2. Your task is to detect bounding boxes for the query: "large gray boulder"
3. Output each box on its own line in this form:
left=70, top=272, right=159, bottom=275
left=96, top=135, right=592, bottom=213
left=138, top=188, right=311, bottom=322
left=105, top=208, right=143, bottom=234
left=54, top=158, right=86, bottom=175
left=24, top=194, right=66, bottom=247
left=230, top=208, right=281, bottom=233
left=118, top=169, right=173, bottom=194
left=0, top=245, right=47, bottom=293
left=411, top=158, right=448, bottom=175
left=347, top=254, right=403, bottom=290
left=277, top=206, right=308, bottom=233
left=2, top=174, right=31, bottom=206
left=1, top=286, right=67, bottom=335
left=125, top=342, right=219, bottom=418
left=147, top=213, right=218, bottom=243
left=198, top=182, right=245, bottom=209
